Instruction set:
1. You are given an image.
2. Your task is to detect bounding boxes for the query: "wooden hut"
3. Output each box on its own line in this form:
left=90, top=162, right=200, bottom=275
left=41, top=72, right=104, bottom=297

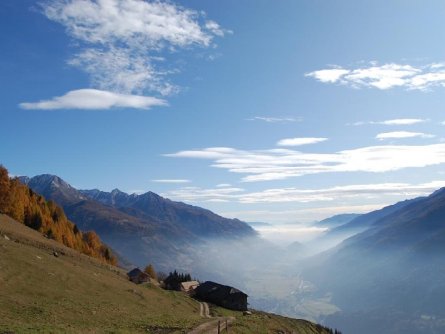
left=194, top=281, right=248, bottom=311
left=127, top=268, right=150, bottom=284
left=180, top=280, right=200, bottom=294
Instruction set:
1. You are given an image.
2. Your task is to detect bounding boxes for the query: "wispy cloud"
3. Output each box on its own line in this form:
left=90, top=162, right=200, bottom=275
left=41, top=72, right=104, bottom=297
left=350, top=118, right=428, bottom=126
left=25, top=0, right=226, bottom=109
left=166, top=143, right=445, bottom=182
left=162, top=186, right=245, bottom=202
left=67, top=47, right=177, bottom=96
left=19, top=89, right=166, bottom=110
left=277, top=137, right=327, bottom=147
left=152, top=179, right=191, bottom=184
left=163, top=181, right=445, bottom=204
left=42, top=0, right=226, bottom=94
left=247, top=116, right=302, bottom=123
left=220, top=204, right=386, bottom=224
left=376, top=131, right=435, bottom=140
left=306, top=62, right=445, bottom=90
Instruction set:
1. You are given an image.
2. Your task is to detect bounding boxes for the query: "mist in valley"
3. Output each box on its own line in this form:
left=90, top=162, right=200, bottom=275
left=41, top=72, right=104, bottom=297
left=180, top=211, right=445, bottom=334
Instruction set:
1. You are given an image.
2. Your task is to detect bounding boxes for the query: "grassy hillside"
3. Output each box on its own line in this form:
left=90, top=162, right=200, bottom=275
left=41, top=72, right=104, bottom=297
left=0, top=166, right=116, bottom=265
left=0, top=214, right=333, bottom=334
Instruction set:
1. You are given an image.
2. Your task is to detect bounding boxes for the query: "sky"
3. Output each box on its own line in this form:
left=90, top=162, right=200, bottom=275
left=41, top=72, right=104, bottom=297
left=2, top=0, right=445, bottom=225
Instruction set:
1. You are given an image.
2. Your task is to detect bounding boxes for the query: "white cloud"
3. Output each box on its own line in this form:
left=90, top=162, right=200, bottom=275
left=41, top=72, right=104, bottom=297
left=205, top=20, right=231, bottom=37
left=307, top=68, right=350, bottom=83
left=38, top=0, right=225, bottom=98
left=247, top=116, right=302, bottom=123
left=68, top=47, right=177, bottom=96
left=306, top=62, right=445, bottom=90
left=43, top=0, right=221, bottom=47
left=162, top=181, right=445, bottom=204
left=277, top=137, right=328, bottom=147
left=162, top=186, right=244, bottom=202
left=350, top=118, right=427, bottom=126
left=166, top=143, right=445, bottom=182
left=19, top=89, right=166, bottom=110
left=152, top=179, right=191, bottom=184
left=376, top=131, right=435, bottom=140
left=216, top=183, right=232, bottom=188
left=379, top=118, right=427, bottom=125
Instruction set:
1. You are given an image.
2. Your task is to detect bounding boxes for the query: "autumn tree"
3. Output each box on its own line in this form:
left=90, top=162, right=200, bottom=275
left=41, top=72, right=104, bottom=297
left=0, top=166, right=11, bottom=211
left=0, top=165, right=117, bottom=265
left=144, top=264, right=157, bottom=281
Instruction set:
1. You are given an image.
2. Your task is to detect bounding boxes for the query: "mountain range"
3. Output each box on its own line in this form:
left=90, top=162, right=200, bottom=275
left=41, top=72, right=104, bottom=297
left=305, top=188, right=445, bottom=334
left=17, top=172, right=445, bottom=334
left=20, top=174, right=256, bottom=273
left=314, top=214, right=361, bottom=229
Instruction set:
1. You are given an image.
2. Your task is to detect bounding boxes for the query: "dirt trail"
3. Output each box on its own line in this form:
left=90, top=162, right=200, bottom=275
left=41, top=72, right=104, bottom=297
left=199, top=302, right=211, bottom=318
left=187, top=316, right=235, bottom=334
left=190, top=301, right=234, bottom=333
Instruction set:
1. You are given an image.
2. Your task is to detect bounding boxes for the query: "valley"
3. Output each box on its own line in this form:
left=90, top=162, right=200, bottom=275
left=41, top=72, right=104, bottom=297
left=16, top=171, right=445, bottom=333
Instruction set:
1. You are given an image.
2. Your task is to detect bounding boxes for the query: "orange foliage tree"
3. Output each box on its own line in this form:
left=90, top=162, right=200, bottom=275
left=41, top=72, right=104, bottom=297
left=0, top=165, right=117, bottom=265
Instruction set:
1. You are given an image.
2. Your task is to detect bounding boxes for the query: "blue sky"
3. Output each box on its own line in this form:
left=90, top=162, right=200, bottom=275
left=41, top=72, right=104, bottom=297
left=2, top=0, right=445, bottom=224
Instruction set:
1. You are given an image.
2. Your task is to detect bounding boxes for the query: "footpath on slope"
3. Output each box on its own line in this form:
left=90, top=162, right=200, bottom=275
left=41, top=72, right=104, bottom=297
left=198, top=302, right=211, bottom=318
left=188, top=302, right=235, bottom=334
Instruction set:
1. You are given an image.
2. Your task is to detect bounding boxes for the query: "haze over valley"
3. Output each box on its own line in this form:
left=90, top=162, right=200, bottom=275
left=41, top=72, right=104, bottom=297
left=13, top=172, right=445, bottom=334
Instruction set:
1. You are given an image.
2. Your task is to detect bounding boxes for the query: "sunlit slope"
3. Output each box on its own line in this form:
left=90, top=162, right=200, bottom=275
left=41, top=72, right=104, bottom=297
left=0, top=214, right=332, bottom=334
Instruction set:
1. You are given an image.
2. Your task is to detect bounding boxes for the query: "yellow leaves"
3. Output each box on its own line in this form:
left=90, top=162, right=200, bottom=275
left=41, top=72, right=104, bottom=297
left=144, top=264, right=158, bottom=280
left=0, top=165, right=117, bottom=265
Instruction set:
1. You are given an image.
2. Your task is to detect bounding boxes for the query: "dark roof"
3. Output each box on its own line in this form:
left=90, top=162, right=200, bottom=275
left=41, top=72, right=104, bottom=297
left=127, top=268, right=147, bottom=278
left=196, top=281, right=247, bottom=298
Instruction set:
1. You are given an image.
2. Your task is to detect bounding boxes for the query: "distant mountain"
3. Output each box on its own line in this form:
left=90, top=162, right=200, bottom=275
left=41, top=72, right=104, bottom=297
left=79, top=188, right=254, bottom=238
left=20, top=174, right=86, bottom=205
left=314, top=213, right=361, bottom=229
left=247, top=221, right=273, bottom=228
left=284, top=240, right=307, bottom=260
left=22, top=174, right=256, bottom=273
left=1, top=168, right=116, bottom=265
left=308, top=199, right=422, bottom=253
left=328, top=197, right=423, bottom=237
left=306, top=188, right=445, bottom=334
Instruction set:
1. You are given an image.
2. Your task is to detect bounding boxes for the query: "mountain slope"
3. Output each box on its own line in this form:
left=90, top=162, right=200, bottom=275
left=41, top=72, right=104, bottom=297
left=0, top=214, right=333, bottom=334
left=328, top=197, right=422, bottom=237
left=314, top=214, right=361, bottom=229
left=309, top=198, right=423, bottom=253
left=21, top=174, right=86, bottom=206
left=0, top=167, right=116, bottom=265
left=80, top=188, right=254, bottom=238
left=22, top=174, right=256, bottom=273
left=307, top=188, right=445, bottom=334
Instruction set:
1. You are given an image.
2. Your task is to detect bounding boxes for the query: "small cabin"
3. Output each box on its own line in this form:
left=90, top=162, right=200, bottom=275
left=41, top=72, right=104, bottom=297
left=180, top=280, right=200, bottom=294
left=127, top=268, right=150, bottom=284
left=194, top=281, right=248, bottom=311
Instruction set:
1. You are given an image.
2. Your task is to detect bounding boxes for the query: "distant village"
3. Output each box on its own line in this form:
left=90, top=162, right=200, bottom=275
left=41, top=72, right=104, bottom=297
left=127, top=266, right=248, bottom=312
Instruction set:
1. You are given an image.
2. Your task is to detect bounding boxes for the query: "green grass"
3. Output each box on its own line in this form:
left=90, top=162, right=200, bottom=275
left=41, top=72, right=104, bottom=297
left=0, top=214, right=331, bottom=334
left=210, top=305, right=331, bottom=334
